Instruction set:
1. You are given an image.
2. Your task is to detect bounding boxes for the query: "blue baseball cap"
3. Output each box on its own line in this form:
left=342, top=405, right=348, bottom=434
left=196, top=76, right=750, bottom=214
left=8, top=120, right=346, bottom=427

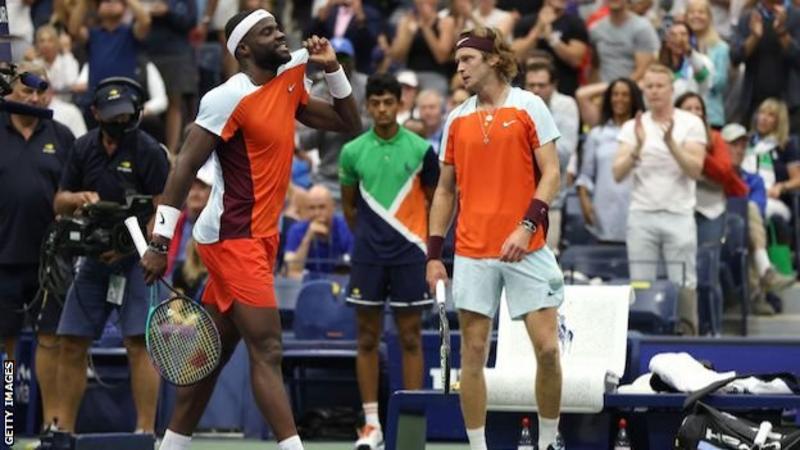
left=94, top=84, right=136, bottom=121
left=330, top=37, right=355, bottom=58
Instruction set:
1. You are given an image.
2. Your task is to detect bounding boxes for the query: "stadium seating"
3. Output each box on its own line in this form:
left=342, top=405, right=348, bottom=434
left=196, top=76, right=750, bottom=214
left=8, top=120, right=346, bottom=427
left=696, top=241, right=724, bottom=335
left=618, top=279, right=679, bottom=335
left=292, top=279, right=355, bottom=340
left=284, top=278, right=379, bottom=423
left=720, top=198, right=750, bottom=335
left=559, top=244, right=628, bottom=281
left=560, top=192, right=597, bottom=248
left=274, top=275, right=303, bottom=324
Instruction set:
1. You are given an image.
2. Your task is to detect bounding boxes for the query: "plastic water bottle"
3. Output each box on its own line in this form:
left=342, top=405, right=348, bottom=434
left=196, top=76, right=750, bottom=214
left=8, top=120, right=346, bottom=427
left=614, top=418, right=632, bottom=450
left=518, top=416, right=534, bottom=450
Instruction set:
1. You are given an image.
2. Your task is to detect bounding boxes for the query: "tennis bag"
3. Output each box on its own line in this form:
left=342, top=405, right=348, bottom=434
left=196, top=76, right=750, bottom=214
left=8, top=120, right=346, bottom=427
left=674, top=374, right=800, bottom=449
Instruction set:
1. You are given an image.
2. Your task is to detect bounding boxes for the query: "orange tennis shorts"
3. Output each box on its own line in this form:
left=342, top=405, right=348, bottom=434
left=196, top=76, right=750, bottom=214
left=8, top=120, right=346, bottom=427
left=196, top=235, right=279, bottom=312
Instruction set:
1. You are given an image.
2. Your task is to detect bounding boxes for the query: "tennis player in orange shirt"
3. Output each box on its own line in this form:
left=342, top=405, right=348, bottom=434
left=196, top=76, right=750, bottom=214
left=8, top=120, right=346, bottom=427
left=426, top=26, right=566, bottom=450
left=140, top=9, right=361, bottom=450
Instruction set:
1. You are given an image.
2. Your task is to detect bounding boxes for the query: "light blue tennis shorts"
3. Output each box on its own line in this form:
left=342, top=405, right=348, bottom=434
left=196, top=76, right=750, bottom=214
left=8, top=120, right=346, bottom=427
left=452, top=246, right=564, bottom=320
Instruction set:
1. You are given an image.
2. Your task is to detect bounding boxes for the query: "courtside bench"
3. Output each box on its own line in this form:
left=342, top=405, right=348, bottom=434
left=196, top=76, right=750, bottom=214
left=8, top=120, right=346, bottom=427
left=386, top=333, right=800, bottom=450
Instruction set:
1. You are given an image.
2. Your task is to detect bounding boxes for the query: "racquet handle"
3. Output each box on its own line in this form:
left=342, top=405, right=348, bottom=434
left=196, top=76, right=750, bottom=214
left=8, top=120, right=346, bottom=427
left=125, top=216, right=148, bottom=258
left=435, top=280, right=446, bottom=306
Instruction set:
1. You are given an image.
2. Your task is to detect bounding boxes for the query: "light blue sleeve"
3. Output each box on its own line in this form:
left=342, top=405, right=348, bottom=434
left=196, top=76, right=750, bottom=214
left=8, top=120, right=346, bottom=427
left=524, top=94, right=561, bottom=147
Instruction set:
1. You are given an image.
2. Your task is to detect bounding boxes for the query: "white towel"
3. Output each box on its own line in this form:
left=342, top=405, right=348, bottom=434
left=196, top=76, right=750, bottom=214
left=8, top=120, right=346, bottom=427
left=649, top=353, right=736, bottom=393
left=724, top=377, right=794, bottom=395
left=617, top=373, right=656, bottom=394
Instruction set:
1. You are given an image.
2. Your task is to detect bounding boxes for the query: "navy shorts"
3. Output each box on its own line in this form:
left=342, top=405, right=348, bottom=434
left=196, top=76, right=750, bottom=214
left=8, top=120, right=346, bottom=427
left=0, top=264, right=63, bottom=337
left=57, top=256, right=156, bottom=339
left=345, top=262, right=432, bottom=309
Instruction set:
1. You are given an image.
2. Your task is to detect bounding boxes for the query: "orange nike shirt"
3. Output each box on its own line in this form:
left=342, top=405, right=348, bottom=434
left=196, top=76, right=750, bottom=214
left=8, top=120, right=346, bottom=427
left=440, top=87, right=561, bottom=258
left=192, top=50, right=310, bottom=244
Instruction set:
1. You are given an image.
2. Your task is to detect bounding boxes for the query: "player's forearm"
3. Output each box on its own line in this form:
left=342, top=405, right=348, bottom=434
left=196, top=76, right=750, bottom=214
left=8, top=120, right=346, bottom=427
left=331, top=96, right=362, bottom=133
left=324, top=63, right=362, bottom=133
left=534, top=166, right=560, bottom=205
left=428, top=188, right=456, bottom=237
left=157, top=157, right=204, bottom=221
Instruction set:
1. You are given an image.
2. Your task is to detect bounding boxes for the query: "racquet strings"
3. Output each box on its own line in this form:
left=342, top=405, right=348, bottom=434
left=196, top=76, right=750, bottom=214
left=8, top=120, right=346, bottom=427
left=146, top=283, right=222, bottom=385
left=439, top=305, right=450, bottom=393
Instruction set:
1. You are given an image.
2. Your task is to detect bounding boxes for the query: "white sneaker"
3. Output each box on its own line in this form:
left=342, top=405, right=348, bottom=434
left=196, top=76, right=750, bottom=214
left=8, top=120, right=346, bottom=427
left=354, top=424, right=384, bottom=450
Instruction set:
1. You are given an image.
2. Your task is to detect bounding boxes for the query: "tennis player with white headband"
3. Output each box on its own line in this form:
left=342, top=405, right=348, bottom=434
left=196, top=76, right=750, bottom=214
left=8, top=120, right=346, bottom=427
left=141, top=9, right=361, bottom=450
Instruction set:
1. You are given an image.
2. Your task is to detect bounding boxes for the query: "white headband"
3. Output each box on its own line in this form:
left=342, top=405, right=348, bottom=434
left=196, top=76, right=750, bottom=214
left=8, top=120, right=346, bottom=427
left=226, top=9, right=273, bottom=55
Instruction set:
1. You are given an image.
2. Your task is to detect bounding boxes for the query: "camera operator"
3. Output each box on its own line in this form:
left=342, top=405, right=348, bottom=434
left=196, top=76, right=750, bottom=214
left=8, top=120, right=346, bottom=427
left=0, top=61, right=74, bottom=430
left=52, top=77, right=169, bottom=434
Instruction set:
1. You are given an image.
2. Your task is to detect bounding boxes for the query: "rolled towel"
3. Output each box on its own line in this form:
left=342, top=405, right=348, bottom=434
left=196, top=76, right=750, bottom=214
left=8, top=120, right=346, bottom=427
left=649, top=353, right=735, bottom=393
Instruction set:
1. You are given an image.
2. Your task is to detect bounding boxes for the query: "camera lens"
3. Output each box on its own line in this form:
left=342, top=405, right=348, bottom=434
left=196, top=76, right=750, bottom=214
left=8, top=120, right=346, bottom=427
left=114, top=224, right=134, bottom=253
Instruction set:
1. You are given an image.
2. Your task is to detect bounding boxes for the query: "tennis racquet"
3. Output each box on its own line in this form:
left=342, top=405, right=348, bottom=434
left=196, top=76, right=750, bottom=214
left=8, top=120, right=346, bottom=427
left=435, top=280, right=451, bottom=394
left=125, top=217, right=222, bottom=386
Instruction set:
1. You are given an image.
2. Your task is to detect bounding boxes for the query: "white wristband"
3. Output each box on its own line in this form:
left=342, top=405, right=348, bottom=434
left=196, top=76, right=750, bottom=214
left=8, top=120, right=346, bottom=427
left=324, top=66, right=352, bottom=99
left=153, top=205, right=181, bottom=240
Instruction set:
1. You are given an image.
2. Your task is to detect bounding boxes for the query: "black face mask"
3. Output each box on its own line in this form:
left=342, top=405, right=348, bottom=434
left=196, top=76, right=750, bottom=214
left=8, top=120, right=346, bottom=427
left=100, top=121, right=129, bottom=141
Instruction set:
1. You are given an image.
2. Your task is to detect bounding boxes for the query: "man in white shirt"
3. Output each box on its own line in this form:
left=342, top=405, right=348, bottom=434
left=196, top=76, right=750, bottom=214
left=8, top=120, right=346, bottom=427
left=524, top=61, right=579, bottom=251
left=613, top=63, right=707, bottom=335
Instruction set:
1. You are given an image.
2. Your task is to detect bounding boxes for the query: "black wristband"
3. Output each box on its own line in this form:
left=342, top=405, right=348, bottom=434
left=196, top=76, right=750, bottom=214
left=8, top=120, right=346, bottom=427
left=148, top=241, right=168, bottom=255
left=524, top=198, right=550, bottom=236
left=427, top=235, right=445, bottom=261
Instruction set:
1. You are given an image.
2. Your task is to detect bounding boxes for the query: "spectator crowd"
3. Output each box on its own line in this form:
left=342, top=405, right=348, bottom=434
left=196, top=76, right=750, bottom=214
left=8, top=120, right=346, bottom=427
left=5, top=0, right=800, bottom=340
left=4, top=0, right=800, bottom=447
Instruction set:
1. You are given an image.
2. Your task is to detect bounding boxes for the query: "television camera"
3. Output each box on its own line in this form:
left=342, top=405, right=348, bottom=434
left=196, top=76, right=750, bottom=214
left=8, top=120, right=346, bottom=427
left=50, top=195, right=154, bottom=257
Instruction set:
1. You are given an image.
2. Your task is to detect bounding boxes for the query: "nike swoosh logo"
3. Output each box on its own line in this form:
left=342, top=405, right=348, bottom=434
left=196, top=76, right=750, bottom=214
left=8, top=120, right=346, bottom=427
left=159, top=213, right=165, bottom=225
left=288, top=83, right=296, bottom=92
left=502, top=120, right=517, bottom=128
